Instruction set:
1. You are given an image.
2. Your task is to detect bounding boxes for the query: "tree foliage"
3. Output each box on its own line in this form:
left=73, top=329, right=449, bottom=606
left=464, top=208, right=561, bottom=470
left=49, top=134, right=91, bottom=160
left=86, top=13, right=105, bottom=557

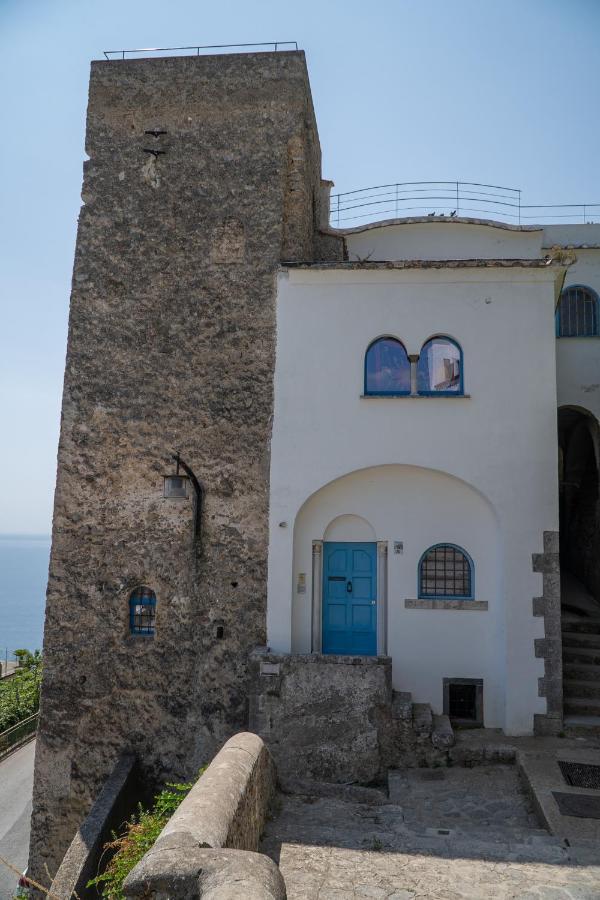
left=0, top=649, right=42, bottom=732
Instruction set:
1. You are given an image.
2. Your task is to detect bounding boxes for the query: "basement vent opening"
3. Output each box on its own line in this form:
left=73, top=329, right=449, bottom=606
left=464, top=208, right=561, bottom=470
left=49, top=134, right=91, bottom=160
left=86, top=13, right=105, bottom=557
left=559, top=760, right=600, bottom=790
left=443, top=677, right=483, bottom=727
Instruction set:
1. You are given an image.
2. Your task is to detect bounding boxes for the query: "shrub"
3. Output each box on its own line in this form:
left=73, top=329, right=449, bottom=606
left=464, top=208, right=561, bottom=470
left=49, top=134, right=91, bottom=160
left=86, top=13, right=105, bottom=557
left=0, top=650, right=42, bottom=732
left=88, top=779, right=198, bottom=899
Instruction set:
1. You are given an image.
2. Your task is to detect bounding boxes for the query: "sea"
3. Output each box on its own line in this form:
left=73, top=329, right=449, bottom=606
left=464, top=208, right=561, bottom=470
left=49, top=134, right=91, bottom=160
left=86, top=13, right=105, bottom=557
left=0, top=534, right=50, bottom=659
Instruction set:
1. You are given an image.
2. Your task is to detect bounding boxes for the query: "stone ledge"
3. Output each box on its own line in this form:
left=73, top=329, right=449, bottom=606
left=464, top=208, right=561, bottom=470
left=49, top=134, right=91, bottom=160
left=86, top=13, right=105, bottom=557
left=253, top=649, right=392, bottom=666
left=405, top=599, right=488, bottom=610
left=360, top=394, right=472, bottom=400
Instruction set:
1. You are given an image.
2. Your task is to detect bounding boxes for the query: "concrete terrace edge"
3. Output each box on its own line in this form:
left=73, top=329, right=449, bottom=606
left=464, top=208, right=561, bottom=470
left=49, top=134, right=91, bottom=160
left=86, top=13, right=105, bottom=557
left=49, top=754, right=137, bottom=898
left=335, top=216, right=544, bottom=234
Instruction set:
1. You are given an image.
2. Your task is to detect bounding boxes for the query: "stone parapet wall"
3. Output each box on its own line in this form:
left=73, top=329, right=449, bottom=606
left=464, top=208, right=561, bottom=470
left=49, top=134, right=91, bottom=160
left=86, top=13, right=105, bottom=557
left=249, top=651, right=394, bottom=783
left=123, top=732, right=283, bottom=899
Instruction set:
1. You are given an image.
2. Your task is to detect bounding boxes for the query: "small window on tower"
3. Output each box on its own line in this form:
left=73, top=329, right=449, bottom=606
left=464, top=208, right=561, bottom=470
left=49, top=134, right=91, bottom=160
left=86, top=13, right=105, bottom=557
left=129, top=586, right=157, bottom=636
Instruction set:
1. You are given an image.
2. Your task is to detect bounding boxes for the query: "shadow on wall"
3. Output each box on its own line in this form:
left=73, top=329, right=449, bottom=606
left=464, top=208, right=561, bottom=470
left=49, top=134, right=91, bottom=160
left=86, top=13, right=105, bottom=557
left=559, top=406, right=600, bottom=604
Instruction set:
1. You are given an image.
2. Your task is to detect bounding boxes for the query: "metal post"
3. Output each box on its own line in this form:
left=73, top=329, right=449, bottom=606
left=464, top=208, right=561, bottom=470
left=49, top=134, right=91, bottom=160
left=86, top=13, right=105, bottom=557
left=337, top=194, right=340, bottom=228
left=518, top=190, right=521, bottom=225
left=395, top=184, right=398, bottom=219
left=583, top=205, right=587, bottom=224
left=456, top=181, right=459, bottom=216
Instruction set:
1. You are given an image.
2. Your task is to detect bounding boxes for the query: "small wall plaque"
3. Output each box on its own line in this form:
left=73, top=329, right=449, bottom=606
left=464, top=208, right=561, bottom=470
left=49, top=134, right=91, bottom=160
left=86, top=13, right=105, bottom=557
left=394, top=542, right=404, bottom=554
left=297, top=573, right=306, bottom=594
left=260, top=662, right=280, bottom=676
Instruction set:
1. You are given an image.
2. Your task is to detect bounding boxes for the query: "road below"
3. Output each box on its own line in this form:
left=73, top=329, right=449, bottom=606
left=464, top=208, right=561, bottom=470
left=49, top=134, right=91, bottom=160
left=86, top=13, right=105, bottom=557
left=0, top=740, right=35, bottom=899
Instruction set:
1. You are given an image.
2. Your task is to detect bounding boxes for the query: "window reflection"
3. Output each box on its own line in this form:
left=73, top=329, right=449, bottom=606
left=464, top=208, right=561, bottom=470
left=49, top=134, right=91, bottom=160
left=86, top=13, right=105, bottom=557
left=417, top=338, right=462, bottom=394
left=365, top=338, right=411, bottom=395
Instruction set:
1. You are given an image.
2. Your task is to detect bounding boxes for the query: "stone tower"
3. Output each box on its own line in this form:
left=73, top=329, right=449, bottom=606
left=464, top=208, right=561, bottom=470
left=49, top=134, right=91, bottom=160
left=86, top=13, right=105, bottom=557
left=28, top=49, right=340, bottom=883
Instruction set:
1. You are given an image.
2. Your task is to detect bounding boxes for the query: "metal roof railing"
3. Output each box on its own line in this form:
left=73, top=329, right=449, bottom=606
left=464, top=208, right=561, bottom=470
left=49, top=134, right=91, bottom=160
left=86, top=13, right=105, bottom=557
left=330, top=181, right=600, bottom=227
left=103, top=41, right=298, bottom=61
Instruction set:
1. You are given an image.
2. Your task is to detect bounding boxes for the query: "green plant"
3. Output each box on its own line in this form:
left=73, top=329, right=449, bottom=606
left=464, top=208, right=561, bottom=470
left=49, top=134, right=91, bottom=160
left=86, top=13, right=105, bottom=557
left=0, top=650, right=42, bottom=732
left=369, top=836, right=384, bottom=851
left=88, top=769, right=206, bottom=900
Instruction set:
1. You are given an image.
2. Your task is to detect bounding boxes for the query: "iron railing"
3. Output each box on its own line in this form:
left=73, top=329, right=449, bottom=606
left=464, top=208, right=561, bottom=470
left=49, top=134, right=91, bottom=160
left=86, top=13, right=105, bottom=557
left=103, top=42, right=298, bottom=61
left=0, top=712, right=38, bottom=759
left=330, top=181, right=600, bottom=227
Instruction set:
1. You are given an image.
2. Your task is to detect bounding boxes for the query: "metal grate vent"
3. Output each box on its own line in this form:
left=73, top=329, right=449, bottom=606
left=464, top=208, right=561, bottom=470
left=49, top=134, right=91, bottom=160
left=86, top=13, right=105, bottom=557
left=558, top=760, right=600, bottom=790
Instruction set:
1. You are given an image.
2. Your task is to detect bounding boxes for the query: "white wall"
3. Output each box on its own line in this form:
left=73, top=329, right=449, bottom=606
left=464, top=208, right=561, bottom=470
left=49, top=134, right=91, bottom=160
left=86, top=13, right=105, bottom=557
left=556, top=249, right=600, bottom=421
left=268, top=262, right=561, bottom=734
left=345, top=220, right=543, bottom=262
left=292, top=465, right=504, bottom=725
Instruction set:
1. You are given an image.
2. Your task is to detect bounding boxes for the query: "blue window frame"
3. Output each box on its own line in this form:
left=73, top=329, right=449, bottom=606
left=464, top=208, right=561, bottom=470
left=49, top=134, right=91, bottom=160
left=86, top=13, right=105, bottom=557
left=417, top=336, right=463, bottom=395
left=556, top=285, right=599, bottom=338
left=418, top=544, right=474, bottom=600
left=129, top=586, right=156, bottom=635
left=364, top=337, right=411, bottom=395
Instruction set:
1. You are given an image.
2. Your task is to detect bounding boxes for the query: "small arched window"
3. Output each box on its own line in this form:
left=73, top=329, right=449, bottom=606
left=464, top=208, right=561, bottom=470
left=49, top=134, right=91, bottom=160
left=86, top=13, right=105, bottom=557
left=419, top=544, right=473, bottom=599
left=129, top=586, right=157, bottom=636
left=417, top=336, right=463, bottom=395
left=364, top=337, right=411, bottom=395
left=557, top=286, right=599, bottom=337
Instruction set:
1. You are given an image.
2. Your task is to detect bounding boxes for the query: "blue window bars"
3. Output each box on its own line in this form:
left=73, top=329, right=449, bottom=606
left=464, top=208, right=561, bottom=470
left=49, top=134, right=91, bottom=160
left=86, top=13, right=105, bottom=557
left=419, top=544, right=474, bottom=600
left=129, top=586, right=157, bottom=636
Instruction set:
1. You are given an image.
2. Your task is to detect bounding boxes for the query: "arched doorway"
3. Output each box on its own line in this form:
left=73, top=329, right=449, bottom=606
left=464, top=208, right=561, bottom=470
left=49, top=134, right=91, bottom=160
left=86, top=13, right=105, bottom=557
left=558, top=406, right=600, bottom=723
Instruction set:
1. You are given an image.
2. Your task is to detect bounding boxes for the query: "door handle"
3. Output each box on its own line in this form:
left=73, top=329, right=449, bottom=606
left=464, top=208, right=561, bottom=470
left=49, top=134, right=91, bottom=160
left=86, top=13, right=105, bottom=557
left=347, top=581, right=353, bottom=593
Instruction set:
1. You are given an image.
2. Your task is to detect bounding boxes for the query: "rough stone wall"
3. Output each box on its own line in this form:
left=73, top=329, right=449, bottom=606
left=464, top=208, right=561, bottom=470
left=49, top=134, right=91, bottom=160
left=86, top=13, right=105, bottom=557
left=533, top=530, right=563, bottom=735
left=29, top=50, right=333, bottom=885
left=249, top=651, right=393, bottom=783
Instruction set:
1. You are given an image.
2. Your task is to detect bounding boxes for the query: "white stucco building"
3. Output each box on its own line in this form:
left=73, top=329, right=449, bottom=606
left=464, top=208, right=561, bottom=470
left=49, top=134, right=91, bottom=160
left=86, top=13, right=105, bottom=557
left=266, top=214, right=600, bottom=736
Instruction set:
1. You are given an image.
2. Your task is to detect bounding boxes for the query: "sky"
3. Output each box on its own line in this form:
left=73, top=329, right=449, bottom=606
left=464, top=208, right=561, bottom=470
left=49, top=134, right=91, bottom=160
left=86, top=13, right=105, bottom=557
left=0, top=0, right=599, bottom=534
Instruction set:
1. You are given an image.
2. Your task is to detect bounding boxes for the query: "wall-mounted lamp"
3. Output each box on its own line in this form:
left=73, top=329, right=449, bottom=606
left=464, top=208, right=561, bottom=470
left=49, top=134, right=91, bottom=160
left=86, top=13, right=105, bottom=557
left=164, top=452, right=204, bottom=543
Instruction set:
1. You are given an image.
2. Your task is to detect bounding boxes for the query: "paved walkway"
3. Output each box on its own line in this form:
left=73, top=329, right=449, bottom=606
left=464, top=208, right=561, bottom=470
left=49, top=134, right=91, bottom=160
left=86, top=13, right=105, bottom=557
left=0, top=740, right=35, bottom=899
left=262, top=765, right=600, bottom=899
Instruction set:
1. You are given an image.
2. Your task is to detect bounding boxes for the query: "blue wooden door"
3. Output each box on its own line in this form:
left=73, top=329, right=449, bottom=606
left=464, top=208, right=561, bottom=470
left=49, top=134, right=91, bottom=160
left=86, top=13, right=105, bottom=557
left=322, top=542, right=377, bottom=656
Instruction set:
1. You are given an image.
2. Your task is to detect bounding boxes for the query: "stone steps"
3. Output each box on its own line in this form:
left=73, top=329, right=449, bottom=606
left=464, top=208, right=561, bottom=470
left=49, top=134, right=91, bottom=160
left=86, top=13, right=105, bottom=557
left=563, top=696, right=600, bottom=717
left=563, top=662, right=600, bottom=682
left=561, top=630, right=600, bottom=650
left=563, top=679, right=600, bottom=699
left=392, top=691, right=455, bottom=757
left=563, top=644, right=600, bottom=666
left=561, top=617, right=600, bottom=635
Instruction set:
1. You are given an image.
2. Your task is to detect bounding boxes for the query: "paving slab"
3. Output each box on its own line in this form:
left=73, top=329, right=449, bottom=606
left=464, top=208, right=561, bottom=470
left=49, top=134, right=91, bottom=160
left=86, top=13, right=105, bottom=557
left=519, top=747, right=600, bottom=844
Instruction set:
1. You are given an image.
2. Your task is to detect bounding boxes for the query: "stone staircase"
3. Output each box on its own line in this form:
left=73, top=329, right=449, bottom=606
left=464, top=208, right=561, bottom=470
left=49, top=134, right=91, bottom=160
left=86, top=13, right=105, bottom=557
left=562, top=614, right=600, bottom=729
left=391, top=691, right=455, bottom=766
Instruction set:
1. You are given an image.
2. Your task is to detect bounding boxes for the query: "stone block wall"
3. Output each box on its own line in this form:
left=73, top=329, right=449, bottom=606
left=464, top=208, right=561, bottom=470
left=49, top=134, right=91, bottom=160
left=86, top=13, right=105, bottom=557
left=249, top=651, right=393, bottom=783
left=29, top=50, right=341, bottom=885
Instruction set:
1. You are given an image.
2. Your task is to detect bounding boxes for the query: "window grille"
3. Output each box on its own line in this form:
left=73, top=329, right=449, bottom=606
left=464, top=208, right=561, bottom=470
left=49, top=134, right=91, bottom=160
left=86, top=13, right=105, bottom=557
left=557, top=286, right=599, bottom=337
left=419, top=544, right=473, bottom=599
left=129, top=586, right=157, bottom=636
left=364, top=337, right=411, bottom=395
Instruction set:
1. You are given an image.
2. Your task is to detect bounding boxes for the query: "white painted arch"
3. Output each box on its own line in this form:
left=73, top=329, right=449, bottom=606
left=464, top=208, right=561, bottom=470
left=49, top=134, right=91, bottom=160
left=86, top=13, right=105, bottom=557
left=276, top=463, right=508, bottom=727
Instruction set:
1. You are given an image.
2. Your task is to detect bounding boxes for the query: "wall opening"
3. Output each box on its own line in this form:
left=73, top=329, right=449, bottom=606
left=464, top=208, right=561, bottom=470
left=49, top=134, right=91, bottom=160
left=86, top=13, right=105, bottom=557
left=443, top=677, right=483, bottom=727
left=558, top=407, right=600, bottom=613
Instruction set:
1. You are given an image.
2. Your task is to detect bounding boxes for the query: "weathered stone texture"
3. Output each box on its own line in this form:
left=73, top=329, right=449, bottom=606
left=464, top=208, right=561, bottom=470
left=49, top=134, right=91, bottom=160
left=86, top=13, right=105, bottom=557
left=29, top=50, right=339, bottom=885
left=532, top=530, right=563, bottom=735
left=157, top=731, right=276, bottom=853
left=249, top=651, right=394, bottom=783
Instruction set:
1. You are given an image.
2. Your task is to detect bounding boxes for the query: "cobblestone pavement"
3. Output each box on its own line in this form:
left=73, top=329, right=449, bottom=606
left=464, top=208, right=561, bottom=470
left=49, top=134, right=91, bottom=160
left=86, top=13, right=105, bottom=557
left=261, top=766, right=600, bottom=899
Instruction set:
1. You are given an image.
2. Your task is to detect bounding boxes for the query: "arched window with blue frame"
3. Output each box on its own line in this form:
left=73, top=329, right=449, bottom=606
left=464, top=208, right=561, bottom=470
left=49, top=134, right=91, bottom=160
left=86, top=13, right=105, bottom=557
left=417, top=336, right=463, bottom=395
left=129, top=586, right=157, bottom=636
left=364, top=337, right=411, bottom=395
left=556, top=285, right=599, bottom=337
left=419, top=544, right=474, bottom=599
